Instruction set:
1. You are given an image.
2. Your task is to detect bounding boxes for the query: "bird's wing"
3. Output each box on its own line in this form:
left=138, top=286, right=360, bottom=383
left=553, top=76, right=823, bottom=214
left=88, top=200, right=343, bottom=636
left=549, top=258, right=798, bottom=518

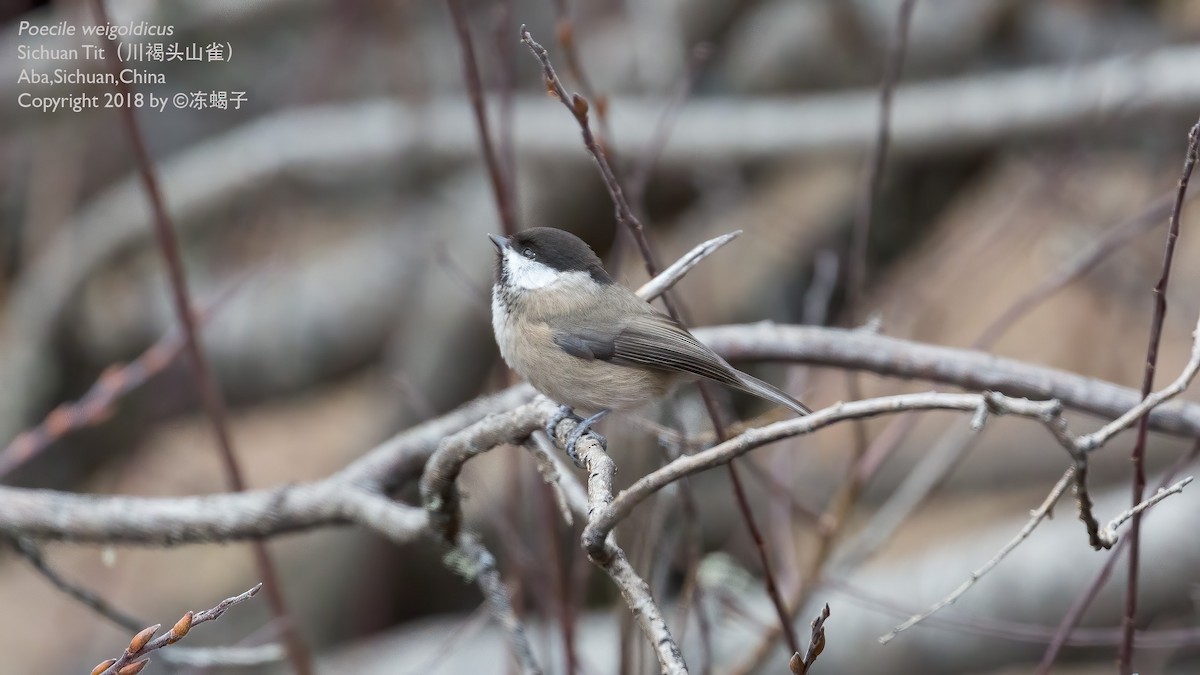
left=553, top=313, right=811, bottom=415
left=554, top=313, right=737, bottom=384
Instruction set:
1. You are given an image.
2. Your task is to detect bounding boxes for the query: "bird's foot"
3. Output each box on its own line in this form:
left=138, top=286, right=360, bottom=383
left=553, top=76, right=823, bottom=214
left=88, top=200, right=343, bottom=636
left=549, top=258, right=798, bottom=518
left=564, top=410, right=610, bottom=468
left=546, top=405, right=581, bottom=440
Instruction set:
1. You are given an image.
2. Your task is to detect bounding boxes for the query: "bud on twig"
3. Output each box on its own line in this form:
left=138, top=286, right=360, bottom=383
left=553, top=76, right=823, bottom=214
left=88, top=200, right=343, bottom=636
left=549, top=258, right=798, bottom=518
left=90, top=658, right=117, bottom=675
left=571, top=93, right=589, bottom=118
left=117, top=659, right=150, bottom=675
left=127, top=624, right=159, bottom=654
left=167, top=611, right=194, bottom=643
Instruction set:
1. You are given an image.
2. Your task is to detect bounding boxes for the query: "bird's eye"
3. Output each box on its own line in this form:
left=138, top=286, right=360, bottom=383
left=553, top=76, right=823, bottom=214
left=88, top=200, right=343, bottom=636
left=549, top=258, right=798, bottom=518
left=522, top=247, right=535, bottom=258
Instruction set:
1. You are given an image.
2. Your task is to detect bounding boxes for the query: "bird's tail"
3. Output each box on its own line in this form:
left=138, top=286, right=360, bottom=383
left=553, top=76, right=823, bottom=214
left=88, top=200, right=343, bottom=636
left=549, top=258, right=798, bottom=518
left=733, top=371, right=812, bottom=416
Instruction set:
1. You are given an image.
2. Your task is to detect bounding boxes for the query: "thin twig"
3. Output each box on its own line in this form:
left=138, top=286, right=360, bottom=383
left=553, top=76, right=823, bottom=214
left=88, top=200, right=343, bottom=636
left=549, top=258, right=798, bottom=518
left=18, top=537, right=280, bottom=667
left=14, top=333, right=1200, bottom=546
left=0, top=281, right=242, bottom=479
left=1118, top=118, right=1200, bottom=674
left=790, top=604, right=831, bottom=675
left=11, top=535, right=143, bottom=632
left=91, top=584, right=263, bottom=675
left=830, top=571, right=1200, bottom=648
left=740, top=2, right=917, bottom=669
left=445, top=0, right=518, bottom=236
left=846, top=0, right=916, bottom=316
left=1036, top=438, right=1200, bottom=672
left=1077, top=315, right=1200, bottom=453
left=27, top=558, right=288, bottom=675
left=878, top=467, right=1075, bottom=642
left=544, top=417, right=688, bottom=675
left=522, top=26, right=805, bottom=664
left=582, top=392, right=1067, bottom=556
left=633, top=231, right=741, bottom=301
left=491, top=0, right=519, bottom=232
left=1103, top=477, right=1193, bottom=542
left=826, top=173, right=1190, bottom=574
left=88, top=1, right=309, bottom=670
left=547, top=0, right=614, bottom=158
left=524, top=22, right=805, bottom=662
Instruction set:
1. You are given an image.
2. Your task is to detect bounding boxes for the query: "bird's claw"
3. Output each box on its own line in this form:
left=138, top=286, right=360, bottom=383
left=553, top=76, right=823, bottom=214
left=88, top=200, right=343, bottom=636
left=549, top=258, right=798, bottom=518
left=565, top=427, right=606, bottom=468
left=546, top=406, right=611, bottom=468
left=546, top=405, right=580, bottom=440
left=560, top=409, right=611, bottom=468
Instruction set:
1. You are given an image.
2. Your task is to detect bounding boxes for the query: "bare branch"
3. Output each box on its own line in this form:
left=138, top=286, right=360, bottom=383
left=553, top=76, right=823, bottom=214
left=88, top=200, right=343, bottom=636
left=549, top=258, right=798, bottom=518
left=1037, top=439, right=1200, bottom=671
left=634, top=231, right=742, bottom=301
left=10, top=321, right=1200, bottom=547
left=445, top=0, right=518, bottom=236
left=91, top=584, right=263, bottom=675
left=9, top=534, right=287, bottom=668
left=582, top=392, right=1064, bottom=555
left=694, top=323, right=1200, bottom=439
left=1101, top=477, right=1194, bottom=545
left=523, top=23, right=803, bottom=662
left=88, top=0, right=308, bottom=668
left=1119, top=117, right=1200, bottom=673
left=790, top=604, right=831, bottom=675
left=1076, top=313, right=1200, bottom=452
left=543, top=414, right=688, bottom=675
left=878, top=467, right=1076, bottom=643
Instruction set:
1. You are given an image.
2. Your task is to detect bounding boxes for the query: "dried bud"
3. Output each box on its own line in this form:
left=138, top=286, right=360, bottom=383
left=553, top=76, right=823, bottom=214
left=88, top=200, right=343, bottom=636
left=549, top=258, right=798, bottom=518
left=571, top=94, right=589, bottom=118
left=811, top=631, right=826, bottom=657
left=554, top=18, right=573, bottom=47
left=118, top=660, right=150, bottom=675
left=91, top=658, right=117, bottom=675
left=789, top=652, right=804, bottom=674
left=543, top=78, right=559, bottom=100
left=167, top=611, right=194, bottom=643
left=127, top=624, right=159, bottom=654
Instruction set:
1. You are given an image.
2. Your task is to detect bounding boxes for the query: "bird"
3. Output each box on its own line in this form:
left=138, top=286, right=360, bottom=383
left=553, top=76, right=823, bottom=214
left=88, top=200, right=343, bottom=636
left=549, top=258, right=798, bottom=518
left=489, top=227, right=811, bottom=462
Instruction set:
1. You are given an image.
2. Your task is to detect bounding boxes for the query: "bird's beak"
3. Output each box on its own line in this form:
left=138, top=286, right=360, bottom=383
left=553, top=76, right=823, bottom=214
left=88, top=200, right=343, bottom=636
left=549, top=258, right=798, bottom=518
left=488, top=233, right=509, bottom=251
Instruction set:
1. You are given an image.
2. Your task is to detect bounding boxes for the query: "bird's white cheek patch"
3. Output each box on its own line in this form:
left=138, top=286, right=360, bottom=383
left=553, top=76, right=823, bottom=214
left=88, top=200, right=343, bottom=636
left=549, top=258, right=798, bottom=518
left=505, top=248, right=559, bottom=289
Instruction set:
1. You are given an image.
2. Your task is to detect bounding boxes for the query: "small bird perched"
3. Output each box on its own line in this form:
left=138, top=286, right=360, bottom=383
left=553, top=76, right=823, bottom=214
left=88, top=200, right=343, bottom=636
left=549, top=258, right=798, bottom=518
left=490, top=227, right=811, bottom=461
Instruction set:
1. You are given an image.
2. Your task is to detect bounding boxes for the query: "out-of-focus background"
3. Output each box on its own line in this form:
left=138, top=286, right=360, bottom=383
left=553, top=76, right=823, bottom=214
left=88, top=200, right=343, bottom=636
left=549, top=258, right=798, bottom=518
left=2, top=0, right=1200, bottom=673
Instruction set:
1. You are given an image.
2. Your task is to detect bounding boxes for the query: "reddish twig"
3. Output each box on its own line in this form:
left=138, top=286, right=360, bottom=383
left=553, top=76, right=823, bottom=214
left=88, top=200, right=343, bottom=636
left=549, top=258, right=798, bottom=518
left=671, top=473, right=714, bottom=675
left=445, top=0, right=518, bottom=236
left=88, top=1, right=309, bottom=671
left=547, top=0, right=612, bottom=149
left=491, top=0, right=519, bottom=227
left=736, top=3, right=918, bottom=672
left=519, top=27, right=666, bottom=284
left=726, top=454, right=803, bottom=656
left=521, top=26, right=805, bottom=661
left=0, top=338, right=177, bottom=479
left=841, top=0, right=918, bottom=467
left=1037, top=437, right=1200, bottom=672
left=846, top=0, right=916, bottom=317
left=1117, top=118, right=1200, bottom=674
left=90, top=584, right=263, bottom=675
left=0, top=281, right=242, bottom=480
